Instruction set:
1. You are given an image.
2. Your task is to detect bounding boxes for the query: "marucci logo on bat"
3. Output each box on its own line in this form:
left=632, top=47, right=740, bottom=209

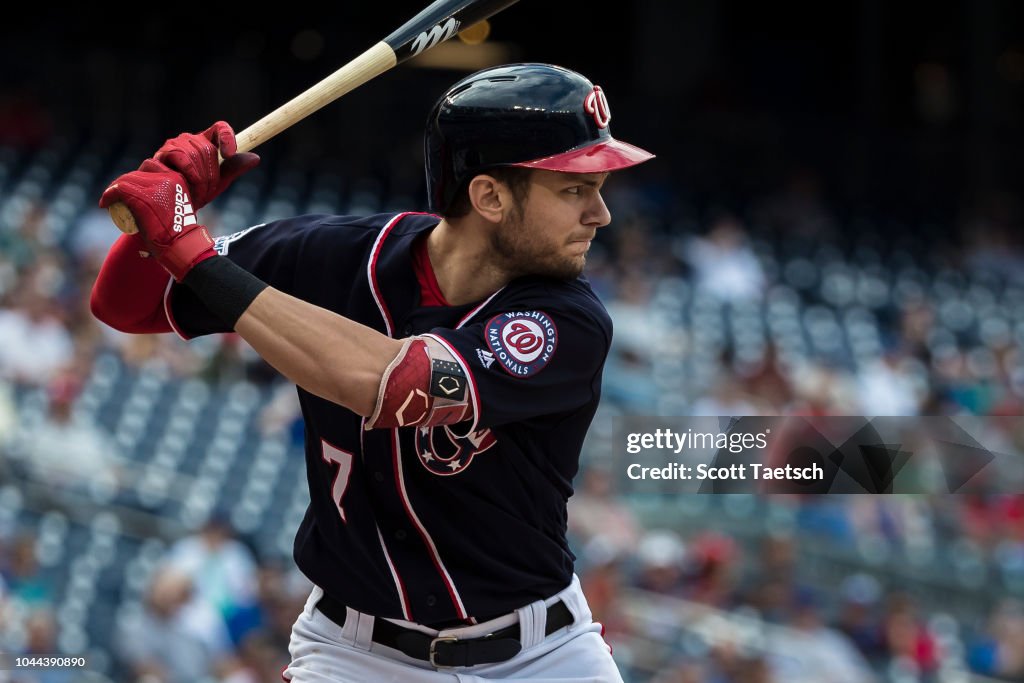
left=410, top=18, right=461, bottom=57
left=173, top=184, right=197, bottom=233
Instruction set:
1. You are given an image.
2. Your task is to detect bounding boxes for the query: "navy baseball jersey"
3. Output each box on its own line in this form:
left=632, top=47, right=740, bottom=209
left=167, top=212, right=612, bottom=625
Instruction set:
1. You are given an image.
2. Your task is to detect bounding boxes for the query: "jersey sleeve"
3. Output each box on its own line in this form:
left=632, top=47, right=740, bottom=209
left=167, top=214, right=365, bottom=338
left=423, top=294, right=613, bottom=431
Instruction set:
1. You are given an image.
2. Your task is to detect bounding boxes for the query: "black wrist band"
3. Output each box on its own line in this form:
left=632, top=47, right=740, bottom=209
left=182, top=257, right=269, bottom=329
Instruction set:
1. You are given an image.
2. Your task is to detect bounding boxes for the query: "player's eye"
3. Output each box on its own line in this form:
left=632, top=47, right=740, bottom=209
left=565, top=186, right=582, bottom=195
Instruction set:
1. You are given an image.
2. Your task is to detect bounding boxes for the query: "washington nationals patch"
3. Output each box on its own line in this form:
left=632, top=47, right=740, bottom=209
left=485, top=311, right=559, bottom=378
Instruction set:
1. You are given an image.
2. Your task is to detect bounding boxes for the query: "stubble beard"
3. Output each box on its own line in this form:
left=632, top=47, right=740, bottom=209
left=490, top=208, right=586, bottom=282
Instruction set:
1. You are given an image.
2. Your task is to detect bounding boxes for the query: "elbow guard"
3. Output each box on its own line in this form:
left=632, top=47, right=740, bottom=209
left=365, top=336, right=472, bottom=430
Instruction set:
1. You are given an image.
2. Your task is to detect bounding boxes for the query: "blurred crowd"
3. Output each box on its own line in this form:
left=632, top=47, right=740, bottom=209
left=0, top=515, right=310, bottom=683
left=0, top=138, right=1021, bottom=682
left=577, top=178, right=1023, bottom=681
left=568, top=467, right=1024, bottom=683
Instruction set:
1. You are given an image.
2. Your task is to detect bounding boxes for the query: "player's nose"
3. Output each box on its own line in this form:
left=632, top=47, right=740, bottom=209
left=584, top=191, right=612, bottom=229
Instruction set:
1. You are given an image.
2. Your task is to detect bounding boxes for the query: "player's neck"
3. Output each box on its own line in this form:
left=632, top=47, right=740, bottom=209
left=427, top=219, right=511, bottom=306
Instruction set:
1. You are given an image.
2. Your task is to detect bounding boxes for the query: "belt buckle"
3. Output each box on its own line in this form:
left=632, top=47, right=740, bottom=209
left=429, top=635, right=460, bottom=668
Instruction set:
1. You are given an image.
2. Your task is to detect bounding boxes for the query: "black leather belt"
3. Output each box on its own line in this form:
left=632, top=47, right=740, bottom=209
left=315, top=592, right=575, bottom=668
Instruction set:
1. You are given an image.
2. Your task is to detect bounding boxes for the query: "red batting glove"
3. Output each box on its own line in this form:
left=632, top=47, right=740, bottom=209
left=151, top=121, right=260, bottom=210
left=99, top=165, right=217, bottom=282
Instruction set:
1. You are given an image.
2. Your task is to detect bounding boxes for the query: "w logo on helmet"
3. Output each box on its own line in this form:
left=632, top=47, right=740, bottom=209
left=584, top=86, right=611, bottom=129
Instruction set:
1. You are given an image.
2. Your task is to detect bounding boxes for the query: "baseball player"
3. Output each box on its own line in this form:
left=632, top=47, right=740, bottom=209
left=91, top=63, right=653, bottom=682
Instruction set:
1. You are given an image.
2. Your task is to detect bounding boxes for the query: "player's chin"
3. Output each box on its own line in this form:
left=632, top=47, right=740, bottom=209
left=555, top=255, right=588, bottom=280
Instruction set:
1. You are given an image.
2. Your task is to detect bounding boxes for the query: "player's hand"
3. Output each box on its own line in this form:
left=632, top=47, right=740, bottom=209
left=99, top=160, right=217, bottom=282
left=150, top=121, right=260, bottom=210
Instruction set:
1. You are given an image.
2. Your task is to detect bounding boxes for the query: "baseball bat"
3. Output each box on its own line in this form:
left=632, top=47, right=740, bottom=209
left=108, top=0, right=520, bottom=234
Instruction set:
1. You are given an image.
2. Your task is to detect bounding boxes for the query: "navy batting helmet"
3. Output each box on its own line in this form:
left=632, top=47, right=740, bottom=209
left=424, top=63, right=654, bottom=214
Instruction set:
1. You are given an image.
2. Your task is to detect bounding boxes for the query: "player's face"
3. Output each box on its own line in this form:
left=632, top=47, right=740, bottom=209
left=491, top=170, right=612, bottom=280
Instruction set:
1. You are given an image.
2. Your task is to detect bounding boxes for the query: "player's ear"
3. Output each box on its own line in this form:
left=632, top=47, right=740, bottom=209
left=466, top=174, right=506, bottom=224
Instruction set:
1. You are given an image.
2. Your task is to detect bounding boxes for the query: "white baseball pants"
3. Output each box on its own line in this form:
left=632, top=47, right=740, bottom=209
left=282, top=574, right=623, bottom=682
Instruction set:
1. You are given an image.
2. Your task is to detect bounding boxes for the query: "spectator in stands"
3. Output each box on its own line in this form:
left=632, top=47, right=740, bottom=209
left=116, top=565, right=233, bottom=683
left=992, top=496, right=1024, bottom=568
left=680, top=213, right=765, bottom=303
left=577, top=536, right=631, bottom=643
left=226, top=630, right=290, bottom=683
left=755, top=535, right=797, bottom=584
left=881, top=592, right=940, bottom=677
left=847, top=498, right=934, bottom=551
left=166, top=513, right=261, bottom=645
left=740, top=535, right=809, bottom=624
left=258, top=381, right=305, bottom=447
left=603, top=272, right=661, bottom=411
left=13, top=370, right=122, bottom=501
left=199, top=334, right=252, bottom=386
left=0, top=200, right=48, bottom=272
left=683, top=532, right=739, bottom=609
left=635, top=530, right=687, bottom=598
left=788, top=360, right=859, bottom=415
left=990, top=350, right=1024, bottom=415
left=707, top=642, right=768, bottom=683
left=836, top=573, right=887, bottom=664
left=0, top=286, right=72, bottom=387
left=603, top=271, right=656, bottom=353
left=898, top=302, right=935, bottom=363
left=69, top=206, right=121, bottom=269
left=114, top=333, right=204, bottom=377
left=856, top=348, right=925, bottom=416
left=15, top=608, right=73, bottom=683
left=968, top=598, right=1024, bottom=679
left=744, top=576, right=796, bottom=626
left=627, top=532, right=695, bottom=657
left=568, top=466, right=642, bottom=560
left=0, top=535, right=51, bottom=607
left=249, top=558, right=310, bottom=660
left=737, top=345, right=793, bottom=413
left=782, top=590, right=877, bottom=683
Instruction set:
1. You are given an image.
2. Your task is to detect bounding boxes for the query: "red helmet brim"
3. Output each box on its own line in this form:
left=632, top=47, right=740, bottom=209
left=509, top=138, right=654, bottom=174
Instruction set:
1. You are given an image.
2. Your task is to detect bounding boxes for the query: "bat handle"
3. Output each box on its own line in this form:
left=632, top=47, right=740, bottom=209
left=106, top=39, right=398, bottom=235
left=106, top=151, right=226, bottom=235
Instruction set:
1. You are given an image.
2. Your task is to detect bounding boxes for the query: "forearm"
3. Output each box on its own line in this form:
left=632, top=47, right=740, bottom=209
left=179, top=257, right=401, bottom=415
left=235, top=287, right=403, bottom=415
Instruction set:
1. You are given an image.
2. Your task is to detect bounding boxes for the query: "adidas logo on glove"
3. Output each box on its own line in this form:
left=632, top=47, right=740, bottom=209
left=173, top=184, right=197, bottom=233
